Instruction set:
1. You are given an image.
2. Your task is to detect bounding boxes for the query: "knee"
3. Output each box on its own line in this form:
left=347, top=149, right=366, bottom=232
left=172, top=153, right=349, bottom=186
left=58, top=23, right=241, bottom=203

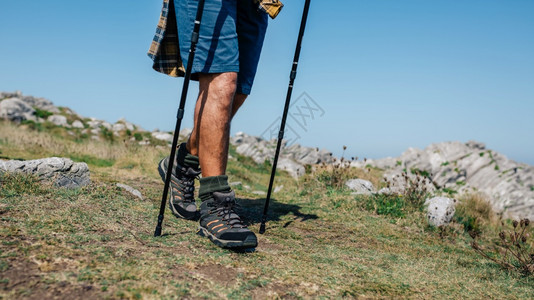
left=212, top=72, right=237, bottom=107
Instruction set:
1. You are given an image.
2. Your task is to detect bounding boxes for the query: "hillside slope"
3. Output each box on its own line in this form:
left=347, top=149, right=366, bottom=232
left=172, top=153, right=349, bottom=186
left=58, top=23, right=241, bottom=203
left=1, top=120, right=534, bottom=298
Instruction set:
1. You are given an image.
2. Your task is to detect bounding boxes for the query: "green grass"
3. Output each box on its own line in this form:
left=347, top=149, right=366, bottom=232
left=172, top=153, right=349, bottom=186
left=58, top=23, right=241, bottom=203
left=70, top=154, right=115, bottom=167
left=1, top=121, right=533, bottom=298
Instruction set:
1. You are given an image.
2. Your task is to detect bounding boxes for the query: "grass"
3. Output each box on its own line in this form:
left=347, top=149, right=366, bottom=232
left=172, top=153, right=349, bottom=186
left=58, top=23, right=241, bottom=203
left=1, top=121, right=534, bottom=298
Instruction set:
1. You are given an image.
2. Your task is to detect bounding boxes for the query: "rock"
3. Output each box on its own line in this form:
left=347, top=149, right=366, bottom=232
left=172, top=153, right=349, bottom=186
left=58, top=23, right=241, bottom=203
left=229, top=181, right=242, bottom=187
left=118, top=118, right=135, bottom=131
left=48, top=115, right=68, bottom=127
left=377, top=187, right=403, bottom=195
left=363, top=141, right=534, bottom=220
left=72, top=120, right=84, bottom=129
left=425, top=197, right=457, bottom=227
left=87, top=119, right=101, bottom=129
left=112, top=123, right=126, bottom=132
left=345, top=179, right=375, bottom=195
left=252, top=190, right=266, bottom=196
left=465, top=140, right=486, bottom=150
left=274, top=185, right=283, bottom=193
left=230, top=131, right=334, bottom=169
left=101, top=122, right=112, bottom=130
left=151, top=131, right=173, bottom=143
left=0, top=157, right=90, bottom=188
left=277, top=158, right=305, bottom=178
left=19, top=95, right=59, bottom=113
left=179, top=128, right=193, bottom=138
left=0, top=98, right=36, bottom=122
left=116, top=183, right=144, bottom=200
left=1, top=91, right=59, bottom=113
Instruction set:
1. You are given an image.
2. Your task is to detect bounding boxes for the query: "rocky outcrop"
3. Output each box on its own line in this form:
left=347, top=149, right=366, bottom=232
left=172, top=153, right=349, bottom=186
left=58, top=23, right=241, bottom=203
left=0, top=98, right=36, bottom=122
left=1, top=91, right=59, bottom=113
left=0, top=157, right=90, bottom=188
left=355, top=141, right=534, bottom=219
left=230, top=131, right=333, bottom=178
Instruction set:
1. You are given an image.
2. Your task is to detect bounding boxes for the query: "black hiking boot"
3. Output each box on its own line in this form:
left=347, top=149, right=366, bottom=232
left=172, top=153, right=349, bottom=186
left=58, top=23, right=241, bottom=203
left=198, top=190, right=257, bottom=249
left=158, top=156, right=201, bottom=220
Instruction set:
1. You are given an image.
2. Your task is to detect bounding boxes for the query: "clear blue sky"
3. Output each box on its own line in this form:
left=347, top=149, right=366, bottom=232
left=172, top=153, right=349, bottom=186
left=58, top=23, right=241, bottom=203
left=1, top=0, right=533, bottom=164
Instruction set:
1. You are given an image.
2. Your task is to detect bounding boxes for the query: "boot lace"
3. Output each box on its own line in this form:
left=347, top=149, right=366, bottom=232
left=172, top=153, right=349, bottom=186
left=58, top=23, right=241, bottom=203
left=211, top=196, right=246, bottom=229
left=173, top=166, right=199, bottom=203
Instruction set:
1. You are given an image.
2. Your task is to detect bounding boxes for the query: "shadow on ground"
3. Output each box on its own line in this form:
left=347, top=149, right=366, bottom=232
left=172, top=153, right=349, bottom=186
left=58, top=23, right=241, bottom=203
left=236, top=197, right=318, bottom=227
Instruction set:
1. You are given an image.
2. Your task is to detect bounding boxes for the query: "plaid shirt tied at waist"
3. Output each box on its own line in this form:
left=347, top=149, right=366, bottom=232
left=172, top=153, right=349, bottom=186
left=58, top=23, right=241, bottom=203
left=147, top=0, right=283, bottom=78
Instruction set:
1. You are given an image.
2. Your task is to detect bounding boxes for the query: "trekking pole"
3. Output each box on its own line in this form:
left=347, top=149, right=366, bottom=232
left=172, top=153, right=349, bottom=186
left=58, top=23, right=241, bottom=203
left=154, top=0, right=206, bottom=237
left=259, top=0, right=312, bottom=234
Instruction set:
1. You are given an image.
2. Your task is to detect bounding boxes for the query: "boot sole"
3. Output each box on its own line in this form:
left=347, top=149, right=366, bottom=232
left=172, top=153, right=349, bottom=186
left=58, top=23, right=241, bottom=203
left=197, top=226, right=258, bottom=249
left=158, top=158, right=198, bottom=220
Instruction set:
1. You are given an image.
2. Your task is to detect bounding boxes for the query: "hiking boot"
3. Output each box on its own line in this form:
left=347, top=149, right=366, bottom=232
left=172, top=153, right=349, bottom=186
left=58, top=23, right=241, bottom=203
left=198, top=190, right=258, bottom=249
left=158, top=156, right=201, bottom=220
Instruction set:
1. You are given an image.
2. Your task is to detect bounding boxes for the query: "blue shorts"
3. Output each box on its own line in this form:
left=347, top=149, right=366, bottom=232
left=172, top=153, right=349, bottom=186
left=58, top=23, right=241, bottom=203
left=175, top=0, right=268, bottom=95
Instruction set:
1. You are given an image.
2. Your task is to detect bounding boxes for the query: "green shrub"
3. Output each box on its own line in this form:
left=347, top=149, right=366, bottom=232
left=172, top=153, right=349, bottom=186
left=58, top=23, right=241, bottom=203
left=34, top=108, right=53, bottom=119
left=363, top=194, right=406, bottom=218
left=133, top=132, right=143, bottom=141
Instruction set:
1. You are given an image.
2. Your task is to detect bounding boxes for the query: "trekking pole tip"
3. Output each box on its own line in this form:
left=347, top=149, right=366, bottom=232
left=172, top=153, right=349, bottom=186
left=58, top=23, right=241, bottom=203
left=154, top=226, right=162, bottom=237
left=259, top=222, right=266, bottom=234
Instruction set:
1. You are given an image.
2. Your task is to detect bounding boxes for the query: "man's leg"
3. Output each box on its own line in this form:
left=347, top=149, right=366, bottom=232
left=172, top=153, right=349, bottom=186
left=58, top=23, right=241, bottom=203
left=185, top=72, right=257, bottom=249
left=186, top=72, right=237, bottom=177
left=231, top=93, right=247, bottom=119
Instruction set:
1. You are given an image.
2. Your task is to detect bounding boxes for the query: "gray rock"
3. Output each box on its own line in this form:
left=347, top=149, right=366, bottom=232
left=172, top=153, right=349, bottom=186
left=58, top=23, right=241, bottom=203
left=277, top=158, right=305, bottom=179
left=116, top=183, right=144, bottom=200
left=20, top=95, right=59, bottom=113
left=425, top=197, right=457, bottom=227
left=229, top=181, right=242, bottom=187
left=345, top=179, right=375, bottom=195
left=118, top=118, right=135, bottom=131
left=1, top=91, right=59, bottom=113
left=72, top=120, right=84, bottom=129
left=180, top=128, right=193, bottom=138
left=377, top=187, right=403, bottom=195
left=101, top=122, right=112, bottom=130
left=87, top=119, right=101, bottom=129
left=0, top=157, right=90, bottom=188
left=252, top=190, right=267, bottom=196
left=230, top=132, right=333, bottom=177
left=48, top=114, right=68, bottom=127
left=274, top=185, right=284, bottom=193
left=112, top=123, right=126, bottom=132
left=151, top=131, right=173, bottom=143
left=0, top=98, right=36, bottom=122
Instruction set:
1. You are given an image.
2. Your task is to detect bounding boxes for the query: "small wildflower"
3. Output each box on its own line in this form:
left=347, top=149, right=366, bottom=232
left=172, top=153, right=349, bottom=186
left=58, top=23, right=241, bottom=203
left=513, top=220, right=519, bottom=228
